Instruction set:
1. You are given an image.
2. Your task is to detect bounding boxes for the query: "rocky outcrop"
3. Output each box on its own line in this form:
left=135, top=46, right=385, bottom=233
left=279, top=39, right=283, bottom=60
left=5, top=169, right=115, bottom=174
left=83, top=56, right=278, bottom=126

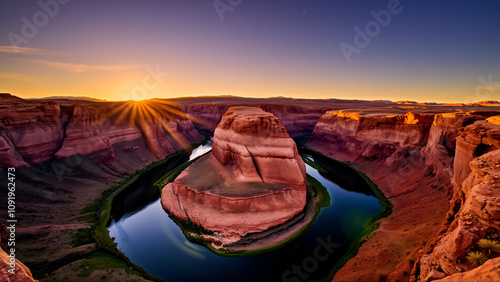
left=436, top=257, right=500, bottom=281
left=211, top=106, right=306, bottom=184
left=0, top=95, right=203, bottom=169
left=0, top=98, right=65, bottom=167
left=0, top=248, right=37, bottom=282
left=307, top=109, right=500, bottom=281
left=453, top=117, right=500, bottom=187
left=161, top=106, right=307, bottom=244
left=422, top=113, right=484, bottom=197
left=416, top=119, right=500, bottom=280
left=52, top=103, right=202, bottom=163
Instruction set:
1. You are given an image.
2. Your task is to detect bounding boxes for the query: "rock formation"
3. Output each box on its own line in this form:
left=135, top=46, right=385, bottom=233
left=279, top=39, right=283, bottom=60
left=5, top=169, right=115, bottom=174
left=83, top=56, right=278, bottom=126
left=453, top=116, right=500, bottom=187
left=416, top=118, right=500, bottom=280
left=0, top=249, right=37, bottom=282
left=211, top=106, right=306, bottom=184
left=2, top=93, right=500, bottom=280
left=161, top=106, right=307, bottom=245
left=172, top=96, right=393, bottom=137
left=307, top=109, right=500, bottom=281
left=0, top=94, right=203, bottom=169
left=436, top=257, right=500, bottom=281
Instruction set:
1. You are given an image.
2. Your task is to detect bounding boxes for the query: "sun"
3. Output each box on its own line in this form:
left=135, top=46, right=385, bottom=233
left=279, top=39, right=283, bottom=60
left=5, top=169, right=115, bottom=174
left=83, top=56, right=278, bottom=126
left=130, top=98, right=146, bottom=103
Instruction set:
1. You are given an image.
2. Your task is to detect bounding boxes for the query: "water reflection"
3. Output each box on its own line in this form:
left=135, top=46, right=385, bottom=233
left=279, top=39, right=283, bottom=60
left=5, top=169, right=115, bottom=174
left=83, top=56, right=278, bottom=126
left=111, top=140, right=212, bottom=222
left=107, top=142, right=381, bottom=282
left=300, top=149, right=375, bottom=197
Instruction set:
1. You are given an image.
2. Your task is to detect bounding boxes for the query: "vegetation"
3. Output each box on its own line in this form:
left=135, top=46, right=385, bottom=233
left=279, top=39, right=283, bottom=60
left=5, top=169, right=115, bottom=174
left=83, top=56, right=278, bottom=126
left=302, top=155, right=328, bottom=173
left=71, top=227, right=93, bottom=247
left=466, top=238, right=500, bottom=267
left=466, top=251, right=489, bottom=267
left=70, top=139, right=209, bottom=281
left=477, top=238, right=500, bottom=255
left=76, top=251, right=144, bottom=277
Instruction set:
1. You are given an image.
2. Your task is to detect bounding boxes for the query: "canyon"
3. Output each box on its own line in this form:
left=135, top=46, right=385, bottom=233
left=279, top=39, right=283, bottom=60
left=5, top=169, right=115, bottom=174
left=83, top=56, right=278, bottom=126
left=1, top=93, right=500, bottom=281
left=0, top=93, right=203, bottom=281
left=307, top=109, right=500, bottom=281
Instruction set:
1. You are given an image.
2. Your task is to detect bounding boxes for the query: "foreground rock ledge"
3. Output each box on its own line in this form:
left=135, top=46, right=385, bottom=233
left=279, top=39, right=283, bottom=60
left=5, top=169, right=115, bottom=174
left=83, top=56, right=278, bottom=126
left=161, top=106, right=307, bottom=245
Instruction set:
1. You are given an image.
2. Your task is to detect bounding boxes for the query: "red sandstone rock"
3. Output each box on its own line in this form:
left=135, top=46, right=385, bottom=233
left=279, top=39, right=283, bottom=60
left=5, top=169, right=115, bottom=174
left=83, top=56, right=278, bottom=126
left=417, top=123, right=500, bottom=280
left=0, top=95, right=203, bottom=168
left=212, top=106, right=306, bottom=185
left=436, top=257, right=500, bottom=281
left=307, top=109, right=500, bottom=281
left=161, top=106, right=307, bottom=242
left=453, top=117, right=500, bottom=187
left=0, top=99, right=65, bottom=167
left=0, top=248, right=37, bottom=282
left=162, top=157, right=307, bottom=237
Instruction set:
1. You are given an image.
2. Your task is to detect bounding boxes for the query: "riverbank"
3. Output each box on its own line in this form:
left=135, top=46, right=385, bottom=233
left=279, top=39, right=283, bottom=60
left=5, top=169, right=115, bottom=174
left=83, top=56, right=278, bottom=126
left=306, top=142, right=449, bottom=281
left=301, top=146, right=393, bottom=279
left=27, top=140, right=208, bottom=281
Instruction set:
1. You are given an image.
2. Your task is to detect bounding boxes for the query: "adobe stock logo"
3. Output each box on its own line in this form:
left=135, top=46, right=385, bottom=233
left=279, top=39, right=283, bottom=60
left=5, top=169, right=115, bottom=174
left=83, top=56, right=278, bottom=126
left=339, top=0, right=406, bottom=64
left=213, top=0, right=243, bottom=21
left=282, top=235, right=340, bottom=282
left=7, top=0, right=70, bottom=51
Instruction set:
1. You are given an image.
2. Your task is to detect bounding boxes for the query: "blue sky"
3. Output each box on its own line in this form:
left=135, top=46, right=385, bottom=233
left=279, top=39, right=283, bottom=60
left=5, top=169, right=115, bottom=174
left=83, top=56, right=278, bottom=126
left=1, top=0, right=499, bottom=102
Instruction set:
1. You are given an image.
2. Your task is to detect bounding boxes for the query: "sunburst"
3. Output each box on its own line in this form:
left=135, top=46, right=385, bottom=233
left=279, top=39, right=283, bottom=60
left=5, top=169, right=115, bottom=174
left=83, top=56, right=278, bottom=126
left=103, top=99, right=210, bottom=152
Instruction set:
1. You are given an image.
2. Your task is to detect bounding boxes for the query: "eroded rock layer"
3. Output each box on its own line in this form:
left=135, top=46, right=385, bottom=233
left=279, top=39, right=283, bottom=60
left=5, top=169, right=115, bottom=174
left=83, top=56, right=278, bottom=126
left=173, top=96, right=393, bottom=137
left=212, top=106, right=306, bottom=185
left=417, top=118, right=500, bottom=280
left=436, top=257, right=500, bottom=281
left=0, top=94, right=203, bottom=169
left=161, top=106, right=307, bottom=243
left=307, top=109, right=500, bottom=281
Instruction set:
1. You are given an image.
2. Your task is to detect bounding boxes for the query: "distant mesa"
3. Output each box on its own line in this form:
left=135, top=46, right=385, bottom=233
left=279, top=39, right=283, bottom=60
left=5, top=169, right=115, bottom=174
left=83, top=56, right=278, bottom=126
left=161, top=106, right=309, bottom=249
left=29, top=96, right=109, bottom=102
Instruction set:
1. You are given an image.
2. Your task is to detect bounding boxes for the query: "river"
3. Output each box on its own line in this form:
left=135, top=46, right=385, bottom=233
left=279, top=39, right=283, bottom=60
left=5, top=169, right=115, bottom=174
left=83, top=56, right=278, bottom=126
left=108, top=142, right=381, bottom=281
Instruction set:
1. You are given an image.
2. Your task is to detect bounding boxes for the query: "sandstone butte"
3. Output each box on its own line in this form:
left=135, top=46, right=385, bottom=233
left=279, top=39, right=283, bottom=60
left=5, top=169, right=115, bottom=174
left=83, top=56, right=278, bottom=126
left=161, top=106, right=307, bottom=245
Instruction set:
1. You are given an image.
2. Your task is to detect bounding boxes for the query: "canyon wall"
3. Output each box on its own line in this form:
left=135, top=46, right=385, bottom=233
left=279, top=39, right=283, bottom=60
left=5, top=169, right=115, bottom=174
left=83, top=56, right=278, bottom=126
left=179, top=103, right=330, bottom=138
left=0, top=94, right=203, bottom=280
left=307, top=109, right=500, bottom=281
left=0, top=94, right=203, bottom=231
left=173, top=96, right=393, bottom=138
left=417, top=117, right=500, bottom=281
left=0, top=94, right=203, bottom=170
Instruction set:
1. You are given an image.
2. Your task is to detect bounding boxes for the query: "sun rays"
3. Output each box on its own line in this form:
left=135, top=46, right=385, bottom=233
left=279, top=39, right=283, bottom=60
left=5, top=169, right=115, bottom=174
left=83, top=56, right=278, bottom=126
left=103, top=99, right=199, bottom=151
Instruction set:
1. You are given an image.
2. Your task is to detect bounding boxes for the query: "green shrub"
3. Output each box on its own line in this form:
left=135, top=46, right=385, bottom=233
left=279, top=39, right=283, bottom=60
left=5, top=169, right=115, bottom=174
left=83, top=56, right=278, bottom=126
left=477, top=239, right=500, bottom=255
left=466, top=251, right=488, bottom=267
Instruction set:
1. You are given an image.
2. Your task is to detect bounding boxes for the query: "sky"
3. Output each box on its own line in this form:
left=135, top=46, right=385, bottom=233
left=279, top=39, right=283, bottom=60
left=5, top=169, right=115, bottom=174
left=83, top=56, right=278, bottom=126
left=0, top=0, right=499, bottom=103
